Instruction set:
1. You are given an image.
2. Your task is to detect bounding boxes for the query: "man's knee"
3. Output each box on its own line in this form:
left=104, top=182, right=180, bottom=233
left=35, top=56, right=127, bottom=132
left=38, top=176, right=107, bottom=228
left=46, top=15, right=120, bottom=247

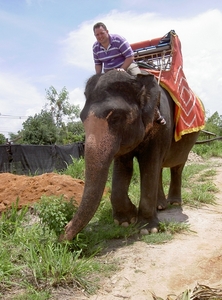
left=127, top=62, right=141, bottom=76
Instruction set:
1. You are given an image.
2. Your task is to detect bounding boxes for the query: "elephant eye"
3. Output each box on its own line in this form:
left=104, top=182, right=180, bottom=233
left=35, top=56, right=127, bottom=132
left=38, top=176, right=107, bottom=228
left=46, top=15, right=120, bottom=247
left=106, top=109, right=127, bottom=125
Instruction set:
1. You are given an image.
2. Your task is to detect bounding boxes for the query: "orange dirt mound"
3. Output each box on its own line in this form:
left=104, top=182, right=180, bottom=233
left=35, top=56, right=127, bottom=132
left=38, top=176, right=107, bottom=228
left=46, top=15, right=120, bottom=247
left=0, top=173, right=84, bottom=212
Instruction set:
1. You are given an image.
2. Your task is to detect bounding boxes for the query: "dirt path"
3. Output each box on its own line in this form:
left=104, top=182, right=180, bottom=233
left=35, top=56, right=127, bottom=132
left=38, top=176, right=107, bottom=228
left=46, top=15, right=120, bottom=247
left=85, top=158, right=222, bottom=300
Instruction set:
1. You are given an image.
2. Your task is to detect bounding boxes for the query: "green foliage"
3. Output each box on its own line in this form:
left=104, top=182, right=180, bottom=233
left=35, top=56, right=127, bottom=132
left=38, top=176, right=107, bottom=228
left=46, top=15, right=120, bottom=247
left=44, top=86, right=82, bottom=144
left=0, top=203, right=103, bottom=297
left=180, top=162, right=218, bottom=207
left=199, top=169, right=216, bottom=180
left=193, top=140, right=222, bottom=158
left=204, top=111, right=222, bottom=136
left=63, top=121, right=85, bottom=143
left=11, top=290, right=51, bottom=300
left=8, top=132, right=23, bottom=144
left=9, top=86, right=83, bottom=145
left=21, top=110, right=57, bottom=145
left=0, top=241, right=25, bottom=283
left=25, top=242, right=94, bottom=291
left=140, top=219, right=190, bottom=244
left=195, top=111, right=222, bottom=157
left=45, top=86, right=80, bottom=126
left=0, top=198, right=28, bottom=238
left=63, top=157, right=85, bottom=180
left=141, top=232, right=173, bottom=244
left=35, top=195, right=78, bottom=236
left=0, top=133, right=6, bottom=144
left=159, top=221, right=190, bottom=234
left=194, top=111, right=222, bottom=158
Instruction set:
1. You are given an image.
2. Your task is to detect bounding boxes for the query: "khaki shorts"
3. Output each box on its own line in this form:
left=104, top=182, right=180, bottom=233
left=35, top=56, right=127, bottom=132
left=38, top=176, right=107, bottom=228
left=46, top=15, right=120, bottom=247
left=127, top=62, right=141, bottom=76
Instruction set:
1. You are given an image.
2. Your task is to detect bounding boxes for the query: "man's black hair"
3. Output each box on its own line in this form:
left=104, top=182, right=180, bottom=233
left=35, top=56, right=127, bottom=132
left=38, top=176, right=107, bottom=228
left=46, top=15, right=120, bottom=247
left=93, top=22, right=107, bottom=32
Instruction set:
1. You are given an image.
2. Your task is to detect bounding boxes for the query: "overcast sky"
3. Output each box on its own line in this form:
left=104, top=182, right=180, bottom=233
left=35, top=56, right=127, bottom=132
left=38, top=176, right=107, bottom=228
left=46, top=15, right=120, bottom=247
left=0, top=0, right=222, bottom=138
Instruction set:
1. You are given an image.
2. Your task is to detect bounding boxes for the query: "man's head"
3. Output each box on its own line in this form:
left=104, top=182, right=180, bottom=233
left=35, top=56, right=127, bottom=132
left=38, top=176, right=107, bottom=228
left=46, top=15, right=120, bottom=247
left=93, top=22, right=107, bottom=32
left=93, top=22, right=109, bottom=46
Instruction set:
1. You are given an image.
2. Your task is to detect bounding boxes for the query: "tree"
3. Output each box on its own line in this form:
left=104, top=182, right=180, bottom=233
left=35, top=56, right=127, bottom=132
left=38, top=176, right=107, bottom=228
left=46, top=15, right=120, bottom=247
left=63, top=121, right=85, bottom=144
left=8, top=86, right=83, bottom=145
left=205, top=111, right=222, bottom=136
left=0, top=133, right=6, bottom=144
left=22, top=110, right=57, bottom=145
left=45, top=86, right=80, bottom=125
left=8, top=132, right=23, bottom=144
left=44, top=86, right=81, bottom=144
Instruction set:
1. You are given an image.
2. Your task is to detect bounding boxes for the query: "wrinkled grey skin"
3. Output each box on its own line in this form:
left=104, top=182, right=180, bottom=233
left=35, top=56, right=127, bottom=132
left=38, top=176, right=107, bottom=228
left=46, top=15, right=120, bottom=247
left=62, top=70, right=200, bottom=241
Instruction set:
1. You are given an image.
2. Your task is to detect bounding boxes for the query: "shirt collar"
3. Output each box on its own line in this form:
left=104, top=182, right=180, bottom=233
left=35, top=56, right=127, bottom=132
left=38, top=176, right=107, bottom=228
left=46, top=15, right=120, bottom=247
left=100, top=35, right=111, bottom=50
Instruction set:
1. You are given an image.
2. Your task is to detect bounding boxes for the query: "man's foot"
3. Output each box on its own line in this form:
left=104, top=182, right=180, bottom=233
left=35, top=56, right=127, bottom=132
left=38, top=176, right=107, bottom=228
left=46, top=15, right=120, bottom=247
left=156, top=116, right=166, bottom=125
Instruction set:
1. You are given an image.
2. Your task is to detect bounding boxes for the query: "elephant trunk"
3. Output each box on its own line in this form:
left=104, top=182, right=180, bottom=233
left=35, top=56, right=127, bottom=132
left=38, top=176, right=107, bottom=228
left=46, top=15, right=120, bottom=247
left=62, top=115, right=118, bottom=241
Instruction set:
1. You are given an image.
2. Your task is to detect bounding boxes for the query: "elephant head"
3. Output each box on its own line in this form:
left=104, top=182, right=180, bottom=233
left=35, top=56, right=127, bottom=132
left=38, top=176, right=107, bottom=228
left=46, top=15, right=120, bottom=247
left=62, top=70, right=161, bottom=241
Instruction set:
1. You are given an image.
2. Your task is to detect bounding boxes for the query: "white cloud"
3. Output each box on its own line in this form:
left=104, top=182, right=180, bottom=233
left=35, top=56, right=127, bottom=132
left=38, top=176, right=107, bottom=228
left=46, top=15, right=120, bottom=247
left=70, top=87, right=85, bottom=109
left=0, top=72, right=45, bottom=136
left=61, top=21, right=95, bottom=71
left=0, top=73, right=44, bottom=113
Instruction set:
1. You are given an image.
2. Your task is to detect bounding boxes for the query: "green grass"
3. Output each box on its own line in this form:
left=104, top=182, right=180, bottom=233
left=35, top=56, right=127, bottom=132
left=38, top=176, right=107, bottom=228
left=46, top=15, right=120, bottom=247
left=0, top=218, right=105, bottom=299
left=160, top=160, right=219, bottom=208
left=193, top=140, right=222, bottom=158
left=0, top=142, right=221, bottom=298
left=35, top=195, right=78, bottom=236
left=62, top=157, right=85, bottom=180
left=181, top=162, right=218, bottom=207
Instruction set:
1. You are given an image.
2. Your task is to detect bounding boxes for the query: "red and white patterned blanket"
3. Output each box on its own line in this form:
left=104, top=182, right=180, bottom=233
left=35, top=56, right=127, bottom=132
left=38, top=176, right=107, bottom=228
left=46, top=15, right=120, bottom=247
left=131, top=31, right=205, bottom=141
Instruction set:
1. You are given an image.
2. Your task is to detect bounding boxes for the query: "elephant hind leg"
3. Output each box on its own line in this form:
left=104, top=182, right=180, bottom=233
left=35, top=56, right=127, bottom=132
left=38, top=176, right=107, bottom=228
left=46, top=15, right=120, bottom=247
left=167, top=164, right=185, bottom=206
left=157, top=168, right=168, bottom=210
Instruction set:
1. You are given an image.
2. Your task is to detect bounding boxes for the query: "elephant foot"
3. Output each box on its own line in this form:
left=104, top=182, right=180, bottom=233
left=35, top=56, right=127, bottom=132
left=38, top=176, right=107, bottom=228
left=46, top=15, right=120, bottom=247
left=113, top=204, right=137, bottom=227
left=168, top=198, right=182, bottom=206
left=114, top=217, right=137, bottom=227
left=157, top=196, right=168, bottom=210
left=138, top=215, right=159, bottom=235
left=157, top=204, right=166, bottom=210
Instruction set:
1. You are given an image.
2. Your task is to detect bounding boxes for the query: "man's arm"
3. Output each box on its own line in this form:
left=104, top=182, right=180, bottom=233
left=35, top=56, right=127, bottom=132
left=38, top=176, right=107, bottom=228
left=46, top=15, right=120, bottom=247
left=120, top=56, right=134, bottom=71
left=95, top=64, right=102, bottom=74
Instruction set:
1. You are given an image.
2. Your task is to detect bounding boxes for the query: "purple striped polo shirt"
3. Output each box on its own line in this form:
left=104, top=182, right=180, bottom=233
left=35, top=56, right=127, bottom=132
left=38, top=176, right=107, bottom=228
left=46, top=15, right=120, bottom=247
left=93, top=34, right=134, bottom=72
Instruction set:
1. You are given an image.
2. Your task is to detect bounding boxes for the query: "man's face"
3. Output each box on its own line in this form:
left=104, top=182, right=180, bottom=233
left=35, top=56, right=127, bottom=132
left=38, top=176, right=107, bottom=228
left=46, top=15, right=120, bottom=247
left=94, top=26, right=109, bottom=45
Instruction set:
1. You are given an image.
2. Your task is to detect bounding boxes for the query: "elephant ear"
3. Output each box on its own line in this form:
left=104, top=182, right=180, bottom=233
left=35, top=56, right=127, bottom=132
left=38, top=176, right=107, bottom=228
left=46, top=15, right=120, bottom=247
left=136, top=73, right=161, bottom=126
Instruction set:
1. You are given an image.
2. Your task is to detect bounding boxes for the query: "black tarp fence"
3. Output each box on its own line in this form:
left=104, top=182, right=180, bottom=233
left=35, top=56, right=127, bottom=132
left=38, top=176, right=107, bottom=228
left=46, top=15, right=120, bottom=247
left=0, top=142, right=84, bottom=175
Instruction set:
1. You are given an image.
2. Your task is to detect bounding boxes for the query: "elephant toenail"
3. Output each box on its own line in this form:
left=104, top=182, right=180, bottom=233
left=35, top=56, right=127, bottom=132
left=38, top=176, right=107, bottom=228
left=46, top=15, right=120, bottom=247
left=130, top=217, right=137, bottom=224
left=140, top=228, right=149, bottom=235
left=114, top=219, right=119, bottom=225
left=121, top=222, right=129, bottom=227
left=150, top=228, right=158, bottom=233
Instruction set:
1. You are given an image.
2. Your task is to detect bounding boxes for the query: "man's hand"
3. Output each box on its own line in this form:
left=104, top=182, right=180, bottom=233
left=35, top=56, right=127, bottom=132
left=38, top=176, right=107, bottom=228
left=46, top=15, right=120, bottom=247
left=116, top=68, right=126, bottom=72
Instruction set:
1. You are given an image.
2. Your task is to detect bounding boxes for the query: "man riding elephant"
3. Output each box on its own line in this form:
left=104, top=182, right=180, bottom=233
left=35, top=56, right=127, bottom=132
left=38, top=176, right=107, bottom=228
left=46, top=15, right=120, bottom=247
left=92, top=22, right=166, bottom=125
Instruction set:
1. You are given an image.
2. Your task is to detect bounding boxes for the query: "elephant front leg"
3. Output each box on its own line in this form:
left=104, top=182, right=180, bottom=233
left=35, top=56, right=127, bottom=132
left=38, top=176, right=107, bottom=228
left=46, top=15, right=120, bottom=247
left=137, top=161, right=161, bottom=234
left=167, top=163, right=185, bottom=205
left=111, top=156, right=137, bottom=227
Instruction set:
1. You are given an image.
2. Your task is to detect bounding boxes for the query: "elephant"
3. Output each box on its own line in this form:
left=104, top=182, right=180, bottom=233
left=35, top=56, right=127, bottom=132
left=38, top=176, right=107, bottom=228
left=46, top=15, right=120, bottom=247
left=62, top=69, right=200, bottom=241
